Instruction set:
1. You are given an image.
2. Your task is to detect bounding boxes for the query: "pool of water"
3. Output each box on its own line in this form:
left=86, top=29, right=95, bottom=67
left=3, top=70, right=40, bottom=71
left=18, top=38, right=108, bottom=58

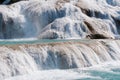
left=0, top=38, right=94, bottom=45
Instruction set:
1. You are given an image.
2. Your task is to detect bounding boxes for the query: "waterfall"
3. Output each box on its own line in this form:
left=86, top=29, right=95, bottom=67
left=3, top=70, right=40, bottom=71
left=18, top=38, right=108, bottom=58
left=0, top=40, right=120, bottom=79
left=0, top=0, right=120, bottom=80
left=0, top=0, right=120, bottom=39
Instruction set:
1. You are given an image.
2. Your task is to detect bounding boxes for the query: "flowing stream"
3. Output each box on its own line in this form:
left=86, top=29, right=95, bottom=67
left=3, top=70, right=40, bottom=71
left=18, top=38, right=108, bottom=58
left=0, top=0, right=120, bottom=80
left=0, top=39, right=119, bottom=80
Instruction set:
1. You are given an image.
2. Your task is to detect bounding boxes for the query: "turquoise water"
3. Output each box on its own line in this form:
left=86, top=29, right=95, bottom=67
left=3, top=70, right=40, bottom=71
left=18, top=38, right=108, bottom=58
left=0, top=38, right=115, bottom=45
left=0, top=39, right=93, bottom=45
left=77, top=64, right=120, bottom=80
left=0, top=39, right=67, bottom=45
left=6, top=61, right=120, bottom=80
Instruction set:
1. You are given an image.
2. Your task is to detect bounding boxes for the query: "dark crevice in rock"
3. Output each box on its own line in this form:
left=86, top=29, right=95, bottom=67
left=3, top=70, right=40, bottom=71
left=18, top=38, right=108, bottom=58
left=84, top=21, right=96, bottom=34
left=0, top=0, right=22, bottom=5
left=86, top=34, right=112, bottom=39
left=0, top=0, right=4, bottom=4
left=81, top=8, right=93, bottom=17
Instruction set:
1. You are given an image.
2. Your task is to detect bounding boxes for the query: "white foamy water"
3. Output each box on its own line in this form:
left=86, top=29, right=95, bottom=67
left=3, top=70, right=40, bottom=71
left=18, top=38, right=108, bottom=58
left=0, top=0, right=120, bottom=80
left=0, top=40, right=119, bottom=79
left=5, top=61, right=120, bottom=80
left=0, top=0, right=120, bottom=39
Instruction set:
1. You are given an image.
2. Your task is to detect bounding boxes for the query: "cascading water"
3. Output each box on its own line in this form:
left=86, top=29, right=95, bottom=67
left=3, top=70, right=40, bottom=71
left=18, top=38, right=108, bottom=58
left=0, top=40, right=119, bottom=80
left=0, top=0, right=120, bottom=39
left=0, top=0, right=120, bottom=80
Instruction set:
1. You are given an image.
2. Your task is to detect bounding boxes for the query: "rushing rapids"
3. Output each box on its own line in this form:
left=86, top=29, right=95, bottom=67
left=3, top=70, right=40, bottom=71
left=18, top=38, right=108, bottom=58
left=0, top=0, right=120, bottom=39
left=0, top=40, right=120, bottom=79
left=0, top=0, right=120, bottom=80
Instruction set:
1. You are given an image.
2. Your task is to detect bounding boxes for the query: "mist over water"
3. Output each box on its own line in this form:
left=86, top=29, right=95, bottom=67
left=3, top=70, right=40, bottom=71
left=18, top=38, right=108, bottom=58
left=0, top=0, right=120, bottom=80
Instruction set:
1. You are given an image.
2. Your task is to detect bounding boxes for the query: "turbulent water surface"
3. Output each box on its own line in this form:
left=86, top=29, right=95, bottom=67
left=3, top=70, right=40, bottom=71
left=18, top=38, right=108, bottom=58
left=0, top=0, right=120, bottom=39
left=0, top=0, right=120, bottom=80
left=0, top=39, right=119, bottom=80
left=5, top=61, right=120, bottom=80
